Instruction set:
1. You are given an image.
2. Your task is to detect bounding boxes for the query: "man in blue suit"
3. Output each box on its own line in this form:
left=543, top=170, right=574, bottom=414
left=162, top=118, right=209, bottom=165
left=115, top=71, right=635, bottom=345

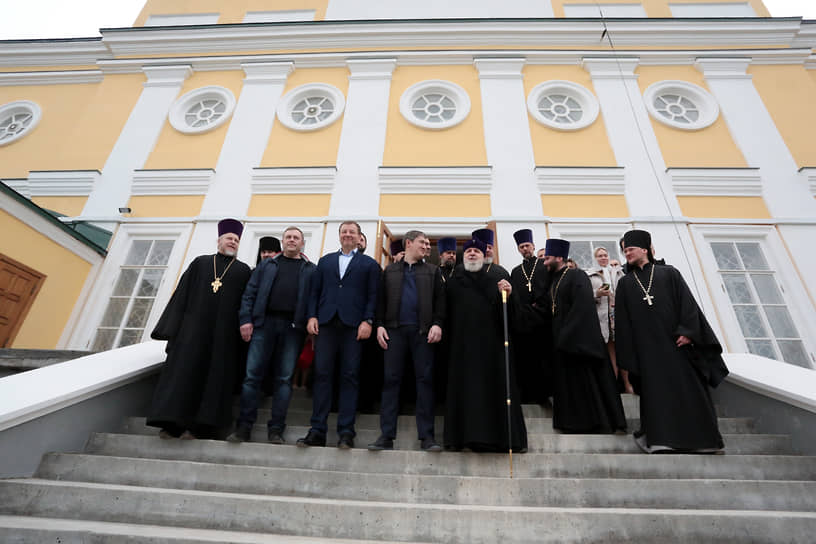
left=297, top=221, right=380, bottom=449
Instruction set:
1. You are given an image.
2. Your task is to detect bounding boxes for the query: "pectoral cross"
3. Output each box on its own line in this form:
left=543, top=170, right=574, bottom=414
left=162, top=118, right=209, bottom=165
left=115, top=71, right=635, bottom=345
left=527, top=281, right=532, bottom=292
left=643, top=293, right=654, bottom=306
left=211, top=279, right=222, bottom=293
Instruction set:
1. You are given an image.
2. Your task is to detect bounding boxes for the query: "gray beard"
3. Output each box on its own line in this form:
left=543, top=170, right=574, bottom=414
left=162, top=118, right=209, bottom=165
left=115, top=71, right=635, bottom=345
left=484, top=257, right=493, bottom=264
left=221, top=249, right=236, bottom=257
left=464, top=261, right=483, bottom=272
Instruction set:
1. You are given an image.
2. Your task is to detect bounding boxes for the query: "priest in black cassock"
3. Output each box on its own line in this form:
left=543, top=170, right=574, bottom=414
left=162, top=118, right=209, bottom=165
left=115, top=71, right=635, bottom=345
left=147, top=218, right=252, bottom=440
left=615, top=230, right=728, bottom=454
left=434, top=236, right=458, bottom=406
left=543, top=238, right=627, bottom=434
left=444, top=238, right=527, bottom=453
left=472, top=228, right=511, bottom=282
left=509, top=229, right=552, bottom=405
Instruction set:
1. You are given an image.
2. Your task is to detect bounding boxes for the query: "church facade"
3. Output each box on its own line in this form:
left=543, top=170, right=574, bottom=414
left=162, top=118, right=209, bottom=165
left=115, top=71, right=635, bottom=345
left=1, top=0, right=814, bottom=371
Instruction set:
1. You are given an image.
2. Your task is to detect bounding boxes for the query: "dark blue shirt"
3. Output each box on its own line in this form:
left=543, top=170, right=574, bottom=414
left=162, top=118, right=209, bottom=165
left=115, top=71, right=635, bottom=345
left=398, top=262, right=419, bottom=326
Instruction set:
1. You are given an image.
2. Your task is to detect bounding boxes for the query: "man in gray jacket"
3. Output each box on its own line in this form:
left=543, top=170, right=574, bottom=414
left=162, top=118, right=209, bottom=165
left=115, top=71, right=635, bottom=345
left=368, top=230, right=445, bottom=452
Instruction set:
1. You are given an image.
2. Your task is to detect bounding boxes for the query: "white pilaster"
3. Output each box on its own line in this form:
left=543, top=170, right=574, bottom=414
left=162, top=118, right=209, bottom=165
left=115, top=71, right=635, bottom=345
left=696, top=58, right=816, bottom=299
left=474, top=58, right=540, bottom=220
left=186, top=62, right=294, bottom=264
left=328, top=59, right=396, bottom=220
left=582, top=57, right=681, bottom=219
left=81, top=65, right=192, bottom=222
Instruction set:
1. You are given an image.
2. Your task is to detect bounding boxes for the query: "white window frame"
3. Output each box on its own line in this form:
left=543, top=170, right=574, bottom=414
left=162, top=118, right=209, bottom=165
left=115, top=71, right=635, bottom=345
left=563, top=3, right=648, bottom=17
left=276, top=83, right=346, bottom=132
left=669, top=3, right=755, bottom=17
left=243, top=10, right=316, bottom=23
left=691, top=224, right=816, bottom=368
left=399, top=80, right=471, bottom=131
left=144, top=13, right=220, bottom=26
left=70, top=224, right=193, bottom=351
left=169, top=86, right=237, bottom=135
left=237, top=222, right=326, bottom=266
left=548, top=223, right=631, bottom=269
left=527, top=80, right=600, bottom=132
left=643, top=80, right=719, bottom=131
left=0, top=100, right=42, bottom=147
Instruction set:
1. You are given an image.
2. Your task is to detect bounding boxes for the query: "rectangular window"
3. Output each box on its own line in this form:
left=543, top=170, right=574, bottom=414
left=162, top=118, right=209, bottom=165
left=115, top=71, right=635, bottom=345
left=669, top=3, right=755, bottom=17
left=243, top=10, right=316, bottom=23
left=710, top=241, right=810, bottom=367
left=144, top=13, right=220, bottom=26
left=569, top=240, right=622, bottom=271
left=563, top=3, right=648, bottom=17
left=92, top=239, right=175, bottom=351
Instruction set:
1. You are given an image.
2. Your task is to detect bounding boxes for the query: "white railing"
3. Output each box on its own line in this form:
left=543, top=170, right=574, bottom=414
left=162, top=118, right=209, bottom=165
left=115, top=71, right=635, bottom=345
left=722, top=353, right=816, bottom=414
left=0, top=341, right=166, bottom=432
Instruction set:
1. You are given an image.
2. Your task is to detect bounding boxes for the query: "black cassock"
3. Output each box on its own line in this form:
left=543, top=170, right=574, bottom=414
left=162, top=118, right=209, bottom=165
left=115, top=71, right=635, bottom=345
left=509, top=257, right=553, bottom=404
left=615, top=262, right=728, bottom=451
left=444, top=266, right=527, bottom=452
left=148, top=253, right=251, bottom=436
left=550, top=267, right=627, bottom=433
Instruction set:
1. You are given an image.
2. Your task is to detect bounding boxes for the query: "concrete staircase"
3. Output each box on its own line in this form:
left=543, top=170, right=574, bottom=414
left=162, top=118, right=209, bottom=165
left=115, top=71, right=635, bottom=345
left=1, top=392, right=815, bottom=543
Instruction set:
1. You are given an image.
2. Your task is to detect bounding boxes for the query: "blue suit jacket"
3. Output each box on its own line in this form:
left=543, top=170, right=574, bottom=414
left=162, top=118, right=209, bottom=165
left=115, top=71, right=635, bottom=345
left=308, top=249, right=380, bottom=327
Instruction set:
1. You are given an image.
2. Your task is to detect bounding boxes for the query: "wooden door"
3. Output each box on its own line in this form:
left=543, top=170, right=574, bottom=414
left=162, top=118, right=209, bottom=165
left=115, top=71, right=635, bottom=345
left=486, top=220, right=500, bottom=265
left=374, top=220, right=396, bottom=269
left=0, top=254, right=45, bottom=348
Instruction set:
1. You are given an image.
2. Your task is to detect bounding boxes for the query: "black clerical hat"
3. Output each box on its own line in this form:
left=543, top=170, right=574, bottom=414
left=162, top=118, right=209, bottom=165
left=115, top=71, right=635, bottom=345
left=259, top=236, right=281, bottom=253
left=471, top=228, right=494, bottom=246
left=622, top=230, right=651, bottom=250
left=390, top=239, right=404, bottom=255
left=513, top=229, right=533, bottom=246
left=437, top=237, right=457, bottom=254
left=218, top=218, right=244, bottom=238
left=544, top=238, right=570, bottom=259
left=464, top=238, right=486, bottom=254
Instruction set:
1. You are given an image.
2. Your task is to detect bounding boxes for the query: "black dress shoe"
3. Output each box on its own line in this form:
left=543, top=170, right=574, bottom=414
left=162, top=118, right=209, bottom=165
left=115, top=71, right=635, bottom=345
left=296, top=429, right=326, bottom=448
left=267, top=430, right=285, bottom=444
left=367, top=435, right=394, bottom=451
left=226, top=426, right=251, bottom=443
left=337, top=433, right=354, bottom=449
left=420, top=437, right=442, bottom=452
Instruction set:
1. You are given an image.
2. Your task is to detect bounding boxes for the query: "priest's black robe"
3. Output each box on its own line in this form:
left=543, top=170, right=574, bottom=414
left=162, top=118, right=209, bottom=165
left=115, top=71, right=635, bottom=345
left=510, top=257, right=553, bottom=404
left=444, top=266, right=527, bottom=452
left=549, top=266, right=627, bottom=434
left=615, top=262, right=728, bottom=451
left=147, top=253, right=251, bottom=436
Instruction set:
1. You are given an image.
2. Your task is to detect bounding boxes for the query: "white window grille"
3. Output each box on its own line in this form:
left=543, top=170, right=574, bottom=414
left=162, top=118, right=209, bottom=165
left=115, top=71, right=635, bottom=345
left=710, top=241, right=811, bottom=368
left=92, top=239, right=175, bottom=351
left=277, top=83, right=346, bottom=132
left=643, top=80, right=719, bottom=131
left=0, top=100, right=42, bottom=146
left=399, top=80, right=470, bottom=130
left=527, top=81, right=600, bottom=131
left=169, top=86, right=236, bottom=134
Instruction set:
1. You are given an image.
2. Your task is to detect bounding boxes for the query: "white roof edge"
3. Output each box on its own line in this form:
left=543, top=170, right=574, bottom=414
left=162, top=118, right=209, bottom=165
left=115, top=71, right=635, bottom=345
left=722, top=353, right=816, bottom=414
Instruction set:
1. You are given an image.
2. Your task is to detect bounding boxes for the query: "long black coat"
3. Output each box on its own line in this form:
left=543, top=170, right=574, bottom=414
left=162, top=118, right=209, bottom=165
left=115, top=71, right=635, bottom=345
left=615, top=262, right=727, bottom=450
left=549, top=266, right=627, bottom=433
left=444, top=266, right=527, bottom=452
left=147, top=253, right=251, bottom=433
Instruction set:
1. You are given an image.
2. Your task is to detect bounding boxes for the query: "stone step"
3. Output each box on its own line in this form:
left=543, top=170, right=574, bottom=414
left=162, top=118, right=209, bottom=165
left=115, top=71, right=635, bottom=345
left=85, top=433, right=816, bottom=481
left=35, top=453, right=816, bottom=511
left=239, top=409, right=756, bottom=434
left=0, top=515, right=425, bottom=544
left=123, top=418, right=790, bottom=455
left=1, top=479, right=814, bottom=543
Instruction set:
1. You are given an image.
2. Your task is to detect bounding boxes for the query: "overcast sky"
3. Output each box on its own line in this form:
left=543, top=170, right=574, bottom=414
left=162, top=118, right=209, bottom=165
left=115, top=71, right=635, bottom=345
left=0, top=0, right=814, bottom=40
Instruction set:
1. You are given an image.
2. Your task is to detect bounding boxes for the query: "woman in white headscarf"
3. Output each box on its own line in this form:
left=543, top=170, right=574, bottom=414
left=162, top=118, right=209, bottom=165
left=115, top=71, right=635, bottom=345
left=587, top=246, right=632, bottom=393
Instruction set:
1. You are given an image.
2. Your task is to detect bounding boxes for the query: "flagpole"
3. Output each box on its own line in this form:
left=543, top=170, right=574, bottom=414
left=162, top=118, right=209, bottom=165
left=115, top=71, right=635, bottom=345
left=501, top=289, right=513, bottom=479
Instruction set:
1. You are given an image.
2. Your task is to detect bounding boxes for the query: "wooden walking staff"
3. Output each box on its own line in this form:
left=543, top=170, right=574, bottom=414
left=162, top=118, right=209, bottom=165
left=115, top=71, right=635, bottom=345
left=501, top=289, right=513, bottom=479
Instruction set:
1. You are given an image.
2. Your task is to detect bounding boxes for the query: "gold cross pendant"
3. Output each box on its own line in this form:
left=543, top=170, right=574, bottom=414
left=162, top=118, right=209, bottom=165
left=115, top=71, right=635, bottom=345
left=527, top=281, right=532, bottom=292
left=643, top=293, right=654, bottom=306
left=211, top=278, right=222, bottom=293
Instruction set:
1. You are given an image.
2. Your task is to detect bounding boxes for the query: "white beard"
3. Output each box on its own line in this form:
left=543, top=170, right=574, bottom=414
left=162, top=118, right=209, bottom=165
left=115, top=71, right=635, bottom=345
left=464, top=260, right=483, bottom=272
left=221, top=249, right=237, bottom=257
left=484, top=257, right=493, bottom=264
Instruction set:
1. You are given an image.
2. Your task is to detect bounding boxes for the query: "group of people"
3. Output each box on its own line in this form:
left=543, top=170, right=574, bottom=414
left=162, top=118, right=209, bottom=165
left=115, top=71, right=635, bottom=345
left=147, top=218, right=729, bottom=455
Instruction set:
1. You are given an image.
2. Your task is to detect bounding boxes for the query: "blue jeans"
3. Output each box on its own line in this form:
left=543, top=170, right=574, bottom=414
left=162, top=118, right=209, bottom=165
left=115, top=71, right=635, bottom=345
left=310, top=319, right=362, bottom=437
left=379, top=325, right=435, bottom=440
left=237, top=316, right=305, bottom=433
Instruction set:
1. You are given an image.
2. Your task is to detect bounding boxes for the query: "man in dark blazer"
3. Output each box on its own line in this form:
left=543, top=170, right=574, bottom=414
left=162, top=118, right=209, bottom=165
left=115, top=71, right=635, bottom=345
left=297, top=221, right=380, bottom=449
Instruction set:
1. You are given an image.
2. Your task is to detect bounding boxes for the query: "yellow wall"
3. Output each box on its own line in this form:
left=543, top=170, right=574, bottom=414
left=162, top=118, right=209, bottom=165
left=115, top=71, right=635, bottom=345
left=379, top=194, right=491, bottom=217
left=382, top=66, right=488, bottom=167
left=31, top=196, right=88, bottom=217
left=553, top=0, right=770, bottom=17
left=126, top=195, right=205, bottom=217
left=143, top=71, right=244, bottom=170
left=636, top=66, right=747, bottom=168
left=750, top=65, right=816, bottom=168
left=678, top=196, right=770, bottom=218
left=542, top=194, right=629, bottom=217
left=0, top=74, right=145, bottom=179
left=247, top=194, right=331, bottom=216
left=260, top=67, right=348, bottom=167
left=0, top=209, right=93, bottom=349
left=134, top=0, right=329, bottom=25
left=523, top=66, right=617, bottom=167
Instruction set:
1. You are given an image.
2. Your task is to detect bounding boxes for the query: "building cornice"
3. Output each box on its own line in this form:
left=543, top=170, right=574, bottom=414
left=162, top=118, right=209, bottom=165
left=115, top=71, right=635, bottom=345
left=799, top=167, right=816, bottom=197
left=0, top=70, right=103, bottom=86
left=28, top=170, right=100, bottom=197
left=250, top=167, right=336, bottom=194
left=535, top=166, right=625, bottom=195
left=378, top=166, right=493, bottom=194
left=131, top=169, right=214, bottom=195
left=97, top=19, right=804, bottom=57
left=668, top=168, right=763, bottom=197
left=0, top=38, right=110, bottom=68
